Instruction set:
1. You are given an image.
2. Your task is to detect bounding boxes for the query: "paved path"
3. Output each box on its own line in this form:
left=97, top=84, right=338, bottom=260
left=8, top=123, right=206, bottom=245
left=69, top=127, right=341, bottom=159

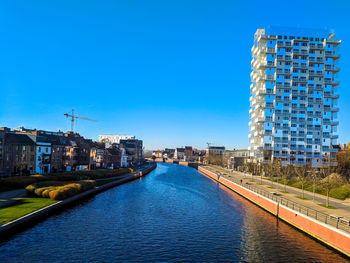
left=205, top=165, right=350, bottom=222
left=0, top=189, right=27, bottom=208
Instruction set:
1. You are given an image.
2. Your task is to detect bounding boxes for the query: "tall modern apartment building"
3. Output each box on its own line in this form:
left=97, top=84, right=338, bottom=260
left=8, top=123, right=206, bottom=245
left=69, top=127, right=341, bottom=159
left=249, top=27, right=340, bottom=166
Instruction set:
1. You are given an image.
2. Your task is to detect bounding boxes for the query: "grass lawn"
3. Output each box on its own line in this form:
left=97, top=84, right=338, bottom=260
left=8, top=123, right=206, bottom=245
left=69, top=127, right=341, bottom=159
left=0, top=197, right=57, bottom=225
left=318, top=203, right=338, bottom=209
left=280, top=190, right=289, bottom=194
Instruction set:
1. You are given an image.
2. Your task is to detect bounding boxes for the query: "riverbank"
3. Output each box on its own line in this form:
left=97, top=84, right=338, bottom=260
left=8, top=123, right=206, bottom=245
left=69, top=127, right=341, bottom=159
left=0, top=163, right=156, bottom=239
left=152, top=159, right=350, bottom=257
left=197, top=165, right=350, bottom=258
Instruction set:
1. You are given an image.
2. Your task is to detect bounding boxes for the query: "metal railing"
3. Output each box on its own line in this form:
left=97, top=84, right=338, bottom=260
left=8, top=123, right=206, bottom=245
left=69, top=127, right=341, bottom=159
left=204, top=166, right=350, bottom=233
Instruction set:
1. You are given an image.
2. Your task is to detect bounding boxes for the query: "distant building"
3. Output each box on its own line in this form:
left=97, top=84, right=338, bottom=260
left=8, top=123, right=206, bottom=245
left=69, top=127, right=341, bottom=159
left=184, top=146, right=193, bottom=160
left=224, top=149, right=250, bottom=170
left=174, top=148, right=185, bottom=160
left=164, top=148, right=175, bottom=159
left=120, top=148, right=128, bottom=167
left=206, top=146, right=225, bottom=156
left=99, top=134, right=135, bottom=144
left=119, top=139, right=143, bottom=166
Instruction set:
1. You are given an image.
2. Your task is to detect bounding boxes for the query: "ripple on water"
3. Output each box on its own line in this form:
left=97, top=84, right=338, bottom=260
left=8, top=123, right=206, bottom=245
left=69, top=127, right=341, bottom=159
left=0, top=163, right=348, bottom=263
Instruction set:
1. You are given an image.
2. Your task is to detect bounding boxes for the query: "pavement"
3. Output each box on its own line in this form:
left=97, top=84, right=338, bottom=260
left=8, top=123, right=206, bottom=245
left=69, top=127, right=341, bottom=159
left=205, top=165, right=350, bottom=222
left=0, top=189, right=27, bottom=208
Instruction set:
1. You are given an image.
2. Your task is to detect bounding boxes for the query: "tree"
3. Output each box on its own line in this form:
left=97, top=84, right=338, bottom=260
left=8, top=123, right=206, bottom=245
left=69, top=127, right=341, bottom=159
left=274, top=159, right=283, bottom=187
left=100, top=138, right=110, bottom=144
left=294, top=164, right=309, bottom=198
left=280, top=164, right=292, bottom=192
left=262, top=162, right=273, bottom=185
left=151, top=155, right=156, bottom=161
left=319, top=166, right=343, bottom=207
left=208, top=153, right=224, bottom=166
left=308, top=166, right=320, bottom=202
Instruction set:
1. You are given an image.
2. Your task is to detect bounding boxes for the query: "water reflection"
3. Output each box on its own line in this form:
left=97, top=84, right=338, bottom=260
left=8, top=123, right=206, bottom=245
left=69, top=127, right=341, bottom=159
left=0, top=163, right=347, bottom=262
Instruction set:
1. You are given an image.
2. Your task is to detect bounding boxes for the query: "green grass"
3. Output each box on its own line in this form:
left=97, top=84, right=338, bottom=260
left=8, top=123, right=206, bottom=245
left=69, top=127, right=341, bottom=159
left=0, top=197, right=57, bottom=225
left=280, top=190, right=289, bottom=194
left=296, top=196, right=310, bottom=200
left=318, top=203, right=338, bottom=209
left=268, top=178, right=350, bottom=201
left=267, top=186, right=275, bottom=189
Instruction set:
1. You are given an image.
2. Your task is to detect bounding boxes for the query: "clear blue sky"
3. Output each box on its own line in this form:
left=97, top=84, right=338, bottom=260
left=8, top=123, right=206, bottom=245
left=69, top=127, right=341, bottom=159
left=1, top=0, right=349, bottom=150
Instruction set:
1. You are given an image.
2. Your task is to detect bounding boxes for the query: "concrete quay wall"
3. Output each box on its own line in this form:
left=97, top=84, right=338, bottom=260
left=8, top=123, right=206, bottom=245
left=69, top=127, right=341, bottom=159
left=0, top=163, right=157, bottom=238
left=197, top=166, right=350, bottom=258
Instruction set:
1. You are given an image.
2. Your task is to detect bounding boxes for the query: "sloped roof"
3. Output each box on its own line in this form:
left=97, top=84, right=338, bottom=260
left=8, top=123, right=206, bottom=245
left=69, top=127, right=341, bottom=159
left=5, top=133, right=36, bottom=145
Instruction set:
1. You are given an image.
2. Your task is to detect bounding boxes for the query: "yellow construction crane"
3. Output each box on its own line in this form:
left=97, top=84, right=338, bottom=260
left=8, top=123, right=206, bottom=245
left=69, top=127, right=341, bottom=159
left=64, top=109, right=97, bottom=132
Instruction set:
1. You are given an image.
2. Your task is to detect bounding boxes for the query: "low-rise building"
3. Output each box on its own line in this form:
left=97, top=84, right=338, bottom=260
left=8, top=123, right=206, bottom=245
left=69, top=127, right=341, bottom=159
left=224, top=149, right=250, bottom=171
left=206, top=146, right=226, bottom=156
left=0, top=133, right=36, bottom=176
left=174, top=148, right=185, bottom=160
left=34, top=136, right=52, bottom=174
left=119, top=139, right=143, bottom=166
left=99, top=134, right=135, bottom=144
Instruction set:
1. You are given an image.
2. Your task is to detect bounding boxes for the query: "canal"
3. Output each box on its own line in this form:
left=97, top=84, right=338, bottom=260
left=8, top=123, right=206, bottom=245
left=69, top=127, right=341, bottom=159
left=0, top=163, right=348, bottom=262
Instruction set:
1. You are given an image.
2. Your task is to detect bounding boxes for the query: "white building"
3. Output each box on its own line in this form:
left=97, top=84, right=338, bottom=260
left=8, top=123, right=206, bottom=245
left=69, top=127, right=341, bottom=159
left=120, top=148, right=128, bottom=167
left=249, top=27, right=340, bottom=166
left=35, top=141, right=51, bottom=174
left=99, top=134, right=135, bottom=144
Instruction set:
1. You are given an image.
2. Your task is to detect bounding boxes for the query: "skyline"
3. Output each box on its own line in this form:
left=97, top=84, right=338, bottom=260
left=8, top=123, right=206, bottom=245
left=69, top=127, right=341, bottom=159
left=1, top=0, right=350, bottom=150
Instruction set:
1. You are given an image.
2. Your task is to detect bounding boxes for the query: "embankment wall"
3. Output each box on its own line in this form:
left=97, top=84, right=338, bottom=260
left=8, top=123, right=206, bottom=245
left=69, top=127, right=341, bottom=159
left=197, top=166, right=350, bottom=258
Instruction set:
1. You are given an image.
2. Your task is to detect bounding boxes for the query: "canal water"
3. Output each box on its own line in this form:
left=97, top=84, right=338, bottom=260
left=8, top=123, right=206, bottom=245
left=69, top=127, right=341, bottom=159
left=0, top=163, right=348, bottom=262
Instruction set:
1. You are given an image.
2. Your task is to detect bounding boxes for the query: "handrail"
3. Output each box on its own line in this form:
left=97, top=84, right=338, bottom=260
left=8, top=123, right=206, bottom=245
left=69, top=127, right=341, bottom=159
left=203, top=166, right=350, bottom=233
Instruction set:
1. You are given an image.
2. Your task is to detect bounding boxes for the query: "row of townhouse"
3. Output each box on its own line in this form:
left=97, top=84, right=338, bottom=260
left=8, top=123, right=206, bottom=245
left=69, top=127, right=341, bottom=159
left=0, top=127, right=138, bottom=177
left=153, top=147, right=206, bottom=162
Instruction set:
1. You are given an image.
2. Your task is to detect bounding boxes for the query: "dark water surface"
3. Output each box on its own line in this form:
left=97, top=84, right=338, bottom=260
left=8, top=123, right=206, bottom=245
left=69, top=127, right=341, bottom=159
left=0, top=163, right=348, bottom=262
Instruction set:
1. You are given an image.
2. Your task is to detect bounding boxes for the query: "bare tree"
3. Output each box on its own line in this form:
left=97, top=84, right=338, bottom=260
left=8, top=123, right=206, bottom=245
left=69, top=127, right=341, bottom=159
left=263, top=162, right=274, bottom=185
left=308, top=166, right=320, bottom=202
left=294, top=164, right=309, bottom=198
left=274, top=159, right=282, bottom=188
left=319, top=164, right=342, bottom=207
left=280, top=164, right=292, bottom=192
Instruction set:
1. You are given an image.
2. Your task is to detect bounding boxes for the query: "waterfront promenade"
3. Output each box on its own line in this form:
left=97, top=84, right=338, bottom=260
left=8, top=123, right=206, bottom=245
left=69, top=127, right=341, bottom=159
left=206, top=165, right=350, bottom=223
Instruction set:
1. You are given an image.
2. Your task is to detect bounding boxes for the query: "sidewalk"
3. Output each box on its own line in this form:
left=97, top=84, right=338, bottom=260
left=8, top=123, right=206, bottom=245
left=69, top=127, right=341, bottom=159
left=0, top=189, right=27, bottom=208
left=205, top=165, right=350, bottom=222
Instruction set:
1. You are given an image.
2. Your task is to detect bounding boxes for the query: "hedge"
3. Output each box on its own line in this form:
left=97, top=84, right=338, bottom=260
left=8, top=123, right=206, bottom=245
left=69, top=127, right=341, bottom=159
left=26, top=180, right=96, bottom=200
left=0, top=168, right=131, bottom=189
